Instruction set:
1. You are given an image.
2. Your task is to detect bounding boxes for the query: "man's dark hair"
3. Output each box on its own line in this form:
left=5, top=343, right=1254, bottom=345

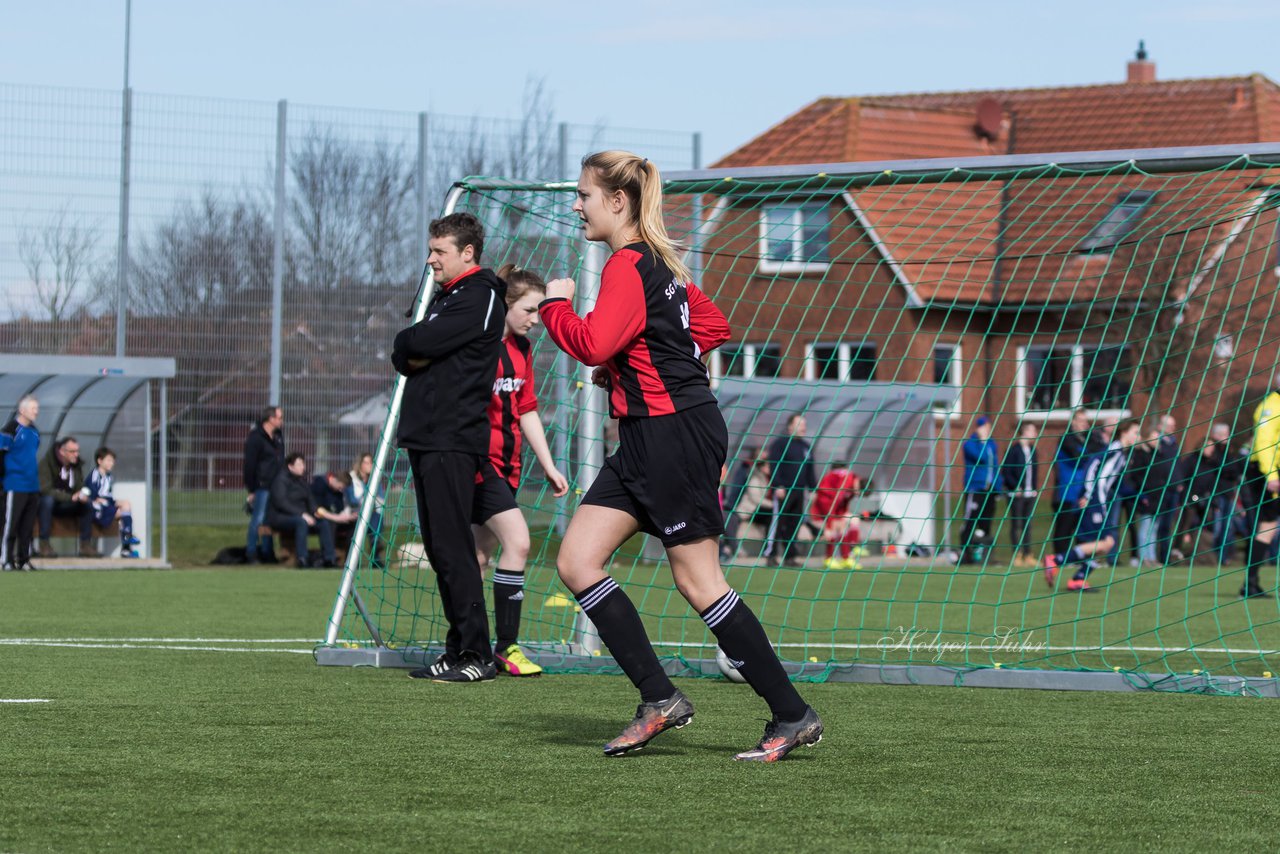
left=54, top=436, right=79, bottom=452
left=95, top=447, right=115, bottom=463
left=285, top=452, right=306, bottom=466
left=429, top=212, right=485, bottom=261
left=259, top=405, right=281, bottom=425
left=786, top=412, right=805, bottom=429
left=329, top=471, right=353, bottom=487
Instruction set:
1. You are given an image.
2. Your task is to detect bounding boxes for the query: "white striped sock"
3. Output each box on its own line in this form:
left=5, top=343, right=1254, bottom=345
left=700, top=590, right=741, bottom=630
left=576, top=577, right=620, bottom=613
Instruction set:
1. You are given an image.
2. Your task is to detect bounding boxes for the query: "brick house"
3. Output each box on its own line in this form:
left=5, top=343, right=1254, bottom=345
left=695, top=48, right=1280, bottom=496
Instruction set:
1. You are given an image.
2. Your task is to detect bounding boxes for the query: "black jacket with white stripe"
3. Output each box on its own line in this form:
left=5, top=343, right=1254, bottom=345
left=392, top=267, right=507, bottom=454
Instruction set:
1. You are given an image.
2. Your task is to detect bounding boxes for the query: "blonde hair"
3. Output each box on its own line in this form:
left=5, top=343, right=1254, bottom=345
left=496, top=263, right=547, bottom=306
left=580, top=150, right=692, bottom=284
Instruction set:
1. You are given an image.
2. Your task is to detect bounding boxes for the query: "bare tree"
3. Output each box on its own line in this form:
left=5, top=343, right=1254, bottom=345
left=13, top=205, right=101, bottom=321
left=128, top=190, right=276, bottom=316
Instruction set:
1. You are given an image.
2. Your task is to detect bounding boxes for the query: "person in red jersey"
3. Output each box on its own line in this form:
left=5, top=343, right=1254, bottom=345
left=541, top=150, right=822, bottom=762
left=810, top=466, right=862, bottom=570
left=472, top=263, right=570, bottom=677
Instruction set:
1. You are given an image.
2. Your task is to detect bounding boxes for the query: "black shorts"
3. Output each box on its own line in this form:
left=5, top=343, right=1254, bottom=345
left=471, top=470, right=518, bottom=526
left=1076, top=501, right=1119, bottom=544
left=1244, top=463, right=1280, bottom=524
left=582, top=402, right=727, bottom=547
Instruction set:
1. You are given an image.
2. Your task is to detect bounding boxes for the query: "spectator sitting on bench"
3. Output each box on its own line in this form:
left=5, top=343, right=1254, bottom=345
left=37, top=436, right=97, bottom=558
left=85, top=447, right=142, bottom=558
left=312, top=470, right=357, bottom=542
left=267, top=452, right=338, bottom=568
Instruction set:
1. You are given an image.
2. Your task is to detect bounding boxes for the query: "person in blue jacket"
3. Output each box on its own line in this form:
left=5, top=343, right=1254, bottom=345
left=1, top=395, right=42, bottom=571
left=958, top=415, right=1000, bottom=564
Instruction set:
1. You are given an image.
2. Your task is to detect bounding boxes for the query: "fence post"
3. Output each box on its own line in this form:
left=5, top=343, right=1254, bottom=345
left=114, top=86, right=132, bottom=357
left=417, top=111, right=429, bottom=264
left=270, top=99, right=287, bottom=405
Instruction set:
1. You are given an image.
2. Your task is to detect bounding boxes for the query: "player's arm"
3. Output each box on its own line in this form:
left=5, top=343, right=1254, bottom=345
left=392, top=288, right=499, bottom=370
left=519, top=412, right=569, bottom=497
left=541, top=257, right=646, bottom=365
left=687, top=283, right=730, bottom=354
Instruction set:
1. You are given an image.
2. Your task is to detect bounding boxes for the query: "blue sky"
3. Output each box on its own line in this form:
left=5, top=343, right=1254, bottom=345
left=5, top=0, right=1280, bottom=164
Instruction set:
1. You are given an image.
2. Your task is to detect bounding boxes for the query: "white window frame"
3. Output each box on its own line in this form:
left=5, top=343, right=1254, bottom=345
left=1016, top=344, right=1132, bottom=421
left=708, top=342, right=780, bottom=382
left=757, top=202, right=831, bottom=275
left=803, top=341, right=877, bottom=381
left=931, top=343, right=964, bottom=420
left=1078, top=190, right=1156, bottom=254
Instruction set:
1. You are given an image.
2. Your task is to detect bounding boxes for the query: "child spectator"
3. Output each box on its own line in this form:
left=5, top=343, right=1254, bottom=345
left=85, top=448, right=142, bottom=558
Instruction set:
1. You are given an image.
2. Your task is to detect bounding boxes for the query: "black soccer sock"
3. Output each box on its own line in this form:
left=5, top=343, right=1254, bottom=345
left=120, top=513, right=134, bottom=545
left=1246, top=537, right=1266, bottom=589
left=575, top=577, right=674, bottom=703
left=700, top=590, right=808, bottom=723
left=493, top=568, right=525, bottom=649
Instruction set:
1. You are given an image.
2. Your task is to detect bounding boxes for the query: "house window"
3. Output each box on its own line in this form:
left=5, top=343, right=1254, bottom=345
left=1021, top=344, right=1132, bottom=413
left=759, top=202, right=830, bottom=272
left=932, top=344, right=963, bottom=414
left=804, top=342, right=877, bottom=381
left=710, top=342, right=782, bottom=379
left=1078, top=191, right=1155, bottom=253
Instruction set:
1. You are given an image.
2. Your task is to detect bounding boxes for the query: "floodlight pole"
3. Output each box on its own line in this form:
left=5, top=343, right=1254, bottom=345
left=114, top=0, right=133, bottom=358
left=571, top=241, right=607, bottom=656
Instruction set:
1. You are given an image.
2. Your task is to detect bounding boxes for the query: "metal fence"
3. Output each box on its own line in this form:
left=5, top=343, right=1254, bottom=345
left=0, top=82, right=700, bottom=524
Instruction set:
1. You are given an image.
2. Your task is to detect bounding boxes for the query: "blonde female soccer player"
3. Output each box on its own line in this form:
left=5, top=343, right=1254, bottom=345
left=540, top=151, right=822, bottom=762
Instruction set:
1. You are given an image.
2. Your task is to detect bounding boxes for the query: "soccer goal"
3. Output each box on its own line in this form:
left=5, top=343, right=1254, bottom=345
left=320, top=143, right=1280, bottom=697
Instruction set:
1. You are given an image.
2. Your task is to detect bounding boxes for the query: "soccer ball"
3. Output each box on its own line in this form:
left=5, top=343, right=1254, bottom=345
left=716, top=646, right=747, bottom=683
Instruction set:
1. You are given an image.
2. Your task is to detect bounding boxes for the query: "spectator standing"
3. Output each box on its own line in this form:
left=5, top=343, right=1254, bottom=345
left=721, top=446, right=771, bottom=562
left=268, top=452, right=337, bottom=568
left=763, top=413, right=818, bottom=567
left=1001, top=422, right=1040, bottom=567
left=1171, top=434, right=1226, bottom=561
left=1241, top=374, right=1280, bottom=598
left=243, top=406, right=285, bottom=564
left=1129, top=428, right=1171, bottom=568
left=1207, top=423, right=1247, bottom=563
left=37, top=436, right=95, bottom=558
left=0, top=396, right=41, bottom=571
left=1152, top=414, right=1181, bottom=562
left=1052, top=409, right=1092, bottom=556
left=958, top=416, right=1000, bottom=564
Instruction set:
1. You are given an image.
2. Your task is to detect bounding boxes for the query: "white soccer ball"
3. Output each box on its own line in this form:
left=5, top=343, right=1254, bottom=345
left=716, top=646, right=747, bottom=683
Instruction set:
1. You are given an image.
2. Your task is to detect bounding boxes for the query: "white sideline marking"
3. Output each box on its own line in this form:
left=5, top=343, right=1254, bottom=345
left=0, top=637, right=319, bottom=644
left=1, top=639, right=313, bottom=654
left=0, top=699, right=51, bottom=703
left=652, top=641, right=1280, bottom=656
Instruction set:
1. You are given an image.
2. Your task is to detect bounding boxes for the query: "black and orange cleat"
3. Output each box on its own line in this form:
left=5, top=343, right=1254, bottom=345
left=603, top=690, right=695, bottom=756
left=734, top=706, right=824, bottom=763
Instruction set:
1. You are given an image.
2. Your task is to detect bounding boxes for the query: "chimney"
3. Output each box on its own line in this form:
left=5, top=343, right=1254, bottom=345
left=1127, top=40, right=1156, bottom=83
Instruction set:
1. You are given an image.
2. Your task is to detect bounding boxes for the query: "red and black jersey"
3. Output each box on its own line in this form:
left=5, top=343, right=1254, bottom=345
left=483, top=335, right=538, bottom=488
left=540, top=242, right=730, bottom=418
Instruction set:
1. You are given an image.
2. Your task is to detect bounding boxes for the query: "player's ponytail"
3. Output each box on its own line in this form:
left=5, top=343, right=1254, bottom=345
left=497, top=263, right=547, bottom=306
left=581, top=150, right=693, bottom=284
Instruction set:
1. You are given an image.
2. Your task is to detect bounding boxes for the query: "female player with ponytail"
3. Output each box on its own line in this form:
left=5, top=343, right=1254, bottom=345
left=472, top=264, right=570, bottom=676
left=541, top=151, right=823, bottom=762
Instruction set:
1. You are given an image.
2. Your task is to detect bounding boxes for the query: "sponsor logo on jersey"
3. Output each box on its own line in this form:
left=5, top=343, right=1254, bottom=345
left=493, top=377, right=526, bottom=394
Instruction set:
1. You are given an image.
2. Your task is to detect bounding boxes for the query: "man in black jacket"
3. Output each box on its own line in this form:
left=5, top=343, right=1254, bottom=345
left=393, top=212, right=506, bottom=683
left=37, top=436, right=95, bottom=558
left=1001, top=422, right=1040, bottom=567
left=267, top=452, right=336, bottom=568
left=243, top=405, right=285, bottom=564
left=762, top=413, right=817, bottom=567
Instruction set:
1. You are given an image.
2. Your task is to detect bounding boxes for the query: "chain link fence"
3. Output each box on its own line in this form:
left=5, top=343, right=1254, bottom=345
left=0, top=82, right=699, bottom=525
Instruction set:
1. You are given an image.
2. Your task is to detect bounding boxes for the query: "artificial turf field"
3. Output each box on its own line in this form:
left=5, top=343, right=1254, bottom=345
left=2, top=569, right=1278, bottom=852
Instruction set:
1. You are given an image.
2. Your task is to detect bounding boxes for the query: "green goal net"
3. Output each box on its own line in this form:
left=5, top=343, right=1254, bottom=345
left=321, top=144, right=1280, bottom=696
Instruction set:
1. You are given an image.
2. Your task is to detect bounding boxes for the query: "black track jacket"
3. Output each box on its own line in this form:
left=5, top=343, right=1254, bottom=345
left=392, top=266, right=507, bottom=455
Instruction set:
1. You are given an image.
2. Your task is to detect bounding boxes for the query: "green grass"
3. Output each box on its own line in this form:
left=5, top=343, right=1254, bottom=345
left=1, top=569, right=1277, bottom=852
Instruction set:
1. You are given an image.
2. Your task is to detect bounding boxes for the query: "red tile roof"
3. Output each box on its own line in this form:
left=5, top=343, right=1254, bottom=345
left=709, top=74, right=1280, bottom=305
left=715, top=75, right=1280, bottom=168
